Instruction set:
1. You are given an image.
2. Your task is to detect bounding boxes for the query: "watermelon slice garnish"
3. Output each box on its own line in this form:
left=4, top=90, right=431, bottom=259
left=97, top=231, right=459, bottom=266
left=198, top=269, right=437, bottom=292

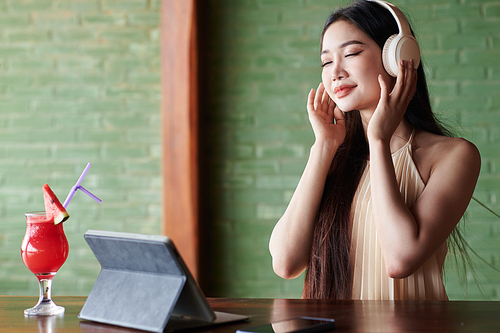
left=43, top=184, right=70, bottom=224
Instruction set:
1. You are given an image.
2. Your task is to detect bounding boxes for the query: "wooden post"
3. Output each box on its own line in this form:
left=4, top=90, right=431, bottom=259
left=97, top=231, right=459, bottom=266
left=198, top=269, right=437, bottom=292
left=160, top=0, right=199, bottom=280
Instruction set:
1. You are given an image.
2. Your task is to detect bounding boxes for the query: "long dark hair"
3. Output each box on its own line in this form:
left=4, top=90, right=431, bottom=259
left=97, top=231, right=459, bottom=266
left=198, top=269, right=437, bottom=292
left=302, top=0, right=451, bottom=299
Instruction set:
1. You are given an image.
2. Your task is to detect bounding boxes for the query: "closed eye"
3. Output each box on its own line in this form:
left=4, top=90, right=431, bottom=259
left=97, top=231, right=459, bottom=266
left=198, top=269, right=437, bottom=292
left=346, top=50, right=362, bottom=57
left=321, top=61, right=333, bottom=68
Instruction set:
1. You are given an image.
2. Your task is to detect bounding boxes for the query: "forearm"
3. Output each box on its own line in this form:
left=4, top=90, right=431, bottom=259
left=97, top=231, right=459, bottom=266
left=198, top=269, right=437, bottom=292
left=368, top=139, right=420, bottom=277
left=269, top=140, right=338, bottom=279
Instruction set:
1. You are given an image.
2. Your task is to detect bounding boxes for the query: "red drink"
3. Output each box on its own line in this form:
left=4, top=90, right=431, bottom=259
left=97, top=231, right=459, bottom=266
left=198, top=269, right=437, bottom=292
left=21, top=211, right=69, bottom=316
left=21, top=212, right=69, bottom=279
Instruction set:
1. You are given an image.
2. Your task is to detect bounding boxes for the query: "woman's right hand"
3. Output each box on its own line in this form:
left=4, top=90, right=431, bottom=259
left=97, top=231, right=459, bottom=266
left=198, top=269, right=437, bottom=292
left=307, top=82, right=346, bottom=151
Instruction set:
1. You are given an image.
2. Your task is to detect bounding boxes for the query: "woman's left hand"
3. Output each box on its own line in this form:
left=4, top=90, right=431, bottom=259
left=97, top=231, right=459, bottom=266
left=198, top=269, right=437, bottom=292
left=367, top=59, right=418, bottom=143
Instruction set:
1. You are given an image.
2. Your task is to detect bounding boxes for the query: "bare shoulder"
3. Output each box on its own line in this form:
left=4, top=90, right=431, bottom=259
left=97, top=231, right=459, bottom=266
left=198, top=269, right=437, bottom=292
left=412, top=130, right=481, bottom=184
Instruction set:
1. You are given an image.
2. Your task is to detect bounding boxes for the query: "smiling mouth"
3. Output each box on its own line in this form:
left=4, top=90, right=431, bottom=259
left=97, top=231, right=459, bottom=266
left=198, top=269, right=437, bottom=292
left=334, top=85, right=357, bottom=98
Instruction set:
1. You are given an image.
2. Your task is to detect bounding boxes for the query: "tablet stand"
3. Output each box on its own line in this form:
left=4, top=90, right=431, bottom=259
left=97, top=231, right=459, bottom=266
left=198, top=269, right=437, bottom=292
left=79, top=232, right=192, bottom=333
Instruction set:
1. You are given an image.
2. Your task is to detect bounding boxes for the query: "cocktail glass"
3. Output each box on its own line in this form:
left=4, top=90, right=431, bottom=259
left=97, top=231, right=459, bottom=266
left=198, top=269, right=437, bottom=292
left=21, top=211, right=69, bottom=316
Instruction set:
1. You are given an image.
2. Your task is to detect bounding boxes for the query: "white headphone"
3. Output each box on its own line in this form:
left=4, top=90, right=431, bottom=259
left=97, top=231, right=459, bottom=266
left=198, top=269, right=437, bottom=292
left=367, top=0, right=421, bottom=77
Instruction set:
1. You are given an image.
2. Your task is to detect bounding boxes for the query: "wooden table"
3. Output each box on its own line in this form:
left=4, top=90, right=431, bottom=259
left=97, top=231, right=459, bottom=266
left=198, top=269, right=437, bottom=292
left=1, top=296, right=499, bottom=332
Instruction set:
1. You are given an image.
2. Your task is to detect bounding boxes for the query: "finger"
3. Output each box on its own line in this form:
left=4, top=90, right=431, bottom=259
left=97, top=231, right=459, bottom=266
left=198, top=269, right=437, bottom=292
left=307, top=88, right=315, bottom=112
left=321, top=86, right=330, bottom=110
left=402, top=60, right=417, bottom=101
left=411, top=73, right=418, bottom=98
left=391, top=60, right=406, bottom=99
left=314, top=83, right=324, bottom=110
left=333, top=105, right=345, bottom=127
left=398, top=60, right=411, bottom=100
left=378, top=74, right=389, bottom=105
left=408, top=59, right=418, bottom=98
left=326, top=96, right=335, bottom=122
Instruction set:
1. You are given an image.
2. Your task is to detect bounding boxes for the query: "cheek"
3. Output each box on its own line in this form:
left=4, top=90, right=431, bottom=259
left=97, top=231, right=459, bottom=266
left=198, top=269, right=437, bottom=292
left=321, top=72, right=335, bottom=99
left=366, top=76, right=382, bottom=96
left=364, top=62, right=394, bottom=89
left=359, top=66, right=385, bottom=95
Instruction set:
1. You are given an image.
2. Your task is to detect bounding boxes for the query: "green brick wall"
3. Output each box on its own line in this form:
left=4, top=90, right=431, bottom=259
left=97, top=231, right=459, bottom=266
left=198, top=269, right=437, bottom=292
left=205, top=0, right=500, bottom=300
left=1, top=0, right=499, bottom=301
left=0, top=0, right=161, bottom=296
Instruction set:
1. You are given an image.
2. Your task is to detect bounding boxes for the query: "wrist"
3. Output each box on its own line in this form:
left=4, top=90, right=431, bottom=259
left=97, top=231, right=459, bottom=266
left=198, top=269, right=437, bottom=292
left=311, top=138, right=340, bottom=160
left=368, top=137, right=391, bottom=156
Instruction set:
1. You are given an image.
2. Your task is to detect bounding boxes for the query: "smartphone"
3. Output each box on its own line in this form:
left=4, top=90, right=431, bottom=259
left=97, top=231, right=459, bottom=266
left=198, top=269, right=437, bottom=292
left=236, top=317, right=335, bottom=333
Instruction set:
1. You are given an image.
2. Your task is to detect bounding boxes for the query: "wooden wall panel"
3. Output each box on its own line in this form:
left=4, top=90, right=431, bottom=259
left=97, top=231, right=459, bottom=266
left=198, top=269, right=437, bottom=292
left=160, top=0, right=199, bottom=280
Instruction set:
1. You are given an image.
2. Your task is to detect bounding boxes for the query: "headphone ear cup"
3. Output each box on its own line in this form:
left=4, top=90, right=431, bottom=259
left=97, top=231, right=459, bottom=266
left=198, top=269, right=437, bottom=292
left=382, top=34, right=421, bottom=78
left=382, top=34, right=398, bottom=77
left=396, top=35, right=421, bottom=70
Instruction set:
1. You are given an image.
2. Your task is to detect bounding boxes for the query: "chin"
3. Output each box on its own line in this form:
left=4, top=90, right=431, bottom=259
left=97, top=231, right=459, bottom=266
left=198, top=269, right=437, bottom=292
left=335, top=102, right=357, bottom=113
left=333, top=96, right=360, bottom=112
left=335, top=98, right=377, bottom=113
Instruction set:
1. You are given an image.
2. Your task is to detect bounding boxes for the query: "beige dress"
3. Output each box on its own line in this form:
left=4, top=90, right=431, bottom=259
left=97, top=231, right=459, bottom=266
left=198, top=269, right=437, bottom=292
left=350, top=130, right=448, bottom=300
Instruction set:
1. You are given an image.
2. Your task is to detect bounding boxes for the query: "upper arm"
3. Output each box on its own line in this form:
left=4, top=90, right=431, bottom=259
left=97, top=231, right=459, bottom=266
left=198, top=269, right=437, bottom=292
left=411, top=139, right=480, bottom=260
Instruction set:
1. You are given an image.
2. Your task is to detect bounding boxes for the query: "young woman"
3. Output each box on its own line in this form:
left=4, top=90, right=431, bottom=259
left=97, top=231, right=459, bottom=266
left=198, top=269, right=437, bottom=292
left=268, top=0, right=481, bottom=300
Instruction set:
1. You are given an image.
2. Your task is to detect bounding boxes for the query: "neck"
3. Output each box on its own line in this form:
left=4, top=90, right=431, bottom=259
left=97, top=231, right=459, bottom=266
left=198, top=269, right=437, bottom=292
left=360, top=112, right=413, bottom=154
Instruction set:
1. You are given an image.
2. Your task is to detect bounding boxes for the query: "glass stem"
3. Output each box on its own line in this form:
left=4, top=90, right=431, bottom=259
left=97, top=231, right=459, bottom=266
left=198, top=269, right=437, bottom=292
left=39, top=278, right=53, bottom=303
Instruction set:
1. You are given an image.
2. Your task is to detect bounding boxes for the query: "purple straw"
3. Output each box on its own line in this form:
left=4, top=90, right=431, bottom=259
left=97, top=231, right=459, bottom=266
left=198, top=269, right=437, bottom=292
left=63, top=163, right=102, bottom=208
left=77, top=186, right=102, bottom=204
left=63, top=185, right=78, bottom=208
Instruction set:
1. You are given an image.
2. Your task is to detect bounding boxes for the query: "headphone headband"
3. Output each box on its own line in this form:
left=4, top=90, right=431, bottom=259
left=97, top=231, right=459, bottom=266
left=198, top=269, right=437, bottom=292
left=366, top=0, right=420, bottom=77
left=367, top=0, right=412, bottom=35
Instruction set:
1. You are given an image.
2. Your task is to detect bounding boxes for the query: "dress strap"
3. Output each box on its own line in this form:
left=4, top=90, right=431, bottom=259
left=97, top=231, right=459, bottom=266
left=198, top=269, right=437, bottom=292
left=391, top=127, right=415, bottom=157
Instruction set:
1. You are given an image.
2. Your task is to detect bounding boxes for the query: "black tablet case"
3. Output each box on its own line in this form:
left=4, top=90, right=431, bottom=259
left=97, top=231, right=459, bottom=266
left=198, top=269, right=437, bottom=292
left=78, top=230, right=222, bottom=333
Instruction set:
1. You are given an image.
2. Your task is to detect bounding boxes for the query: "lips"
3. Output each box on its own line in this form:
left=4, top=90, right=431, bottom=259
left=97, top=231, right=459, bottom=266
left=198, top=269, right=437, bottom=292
left=334, top=85, right=357, bottom=98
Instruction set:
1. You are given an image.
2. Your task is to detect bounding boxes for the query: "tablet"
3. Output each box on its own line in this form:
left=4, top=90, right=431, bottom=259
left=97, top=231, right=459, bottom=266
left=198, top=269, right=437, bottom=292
left=78, top=230, right=249, bottom=333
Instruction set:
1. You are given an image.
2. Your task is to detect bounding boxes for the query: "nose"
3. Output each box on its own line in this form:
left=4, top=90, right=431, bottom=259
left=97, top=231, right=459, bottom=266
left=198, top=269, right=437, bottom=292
left=332, top=73, right=344, bottom=81
left=331, top=61, right=347, bottom=81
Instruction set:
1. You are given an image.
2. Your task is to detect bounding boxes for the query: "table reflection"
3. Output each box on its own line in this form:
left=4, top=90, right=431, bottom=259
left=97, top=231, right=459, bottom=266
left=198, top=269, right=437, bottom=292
left=271, top=298, right=457, bottom=332
left=24, top=314, right=64, bottom=333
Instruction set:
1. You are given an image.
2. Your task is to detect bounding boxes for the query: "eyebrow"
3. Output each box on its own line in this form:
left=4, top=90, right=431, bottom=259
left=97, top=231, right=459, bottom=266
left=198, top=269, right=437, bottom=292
left=321, top=40, right=365, bottom=55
